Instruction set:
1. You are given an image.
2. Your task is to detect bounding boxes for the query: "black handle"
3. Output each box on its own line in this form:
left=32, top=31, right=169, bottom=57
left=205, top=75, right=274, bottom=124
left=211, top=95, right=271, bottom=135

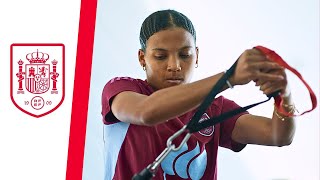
left=132, top=168, right=154, bottom=180
left=267, top=90, right=281, bottom=98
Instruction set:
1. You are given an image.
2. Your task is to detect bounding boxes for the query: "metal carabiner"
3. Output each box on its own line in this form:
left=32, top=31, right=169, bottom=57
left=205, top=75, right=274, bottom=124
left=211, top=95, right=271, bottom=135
left=149, top=125, right=191, bottom=171
left=167, top=125, right=191, bottom=151
left=132, top=125, right=192, bottom=180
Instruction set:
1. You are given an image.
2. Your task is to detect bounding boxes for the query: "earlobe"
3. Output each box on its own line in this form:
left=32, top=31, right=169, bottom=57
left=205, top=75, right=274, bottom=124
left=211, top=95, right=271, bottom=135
left=195, top=47, right=199, bottom=68
left=138, top=49, right=146, bottom=67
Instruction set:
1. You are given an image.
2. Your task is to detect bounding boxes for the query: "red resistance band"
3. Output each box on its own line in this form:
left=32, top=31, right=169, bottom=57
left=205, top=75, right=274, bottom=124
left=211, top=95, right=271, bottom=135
left=254, top=45, right=317, bottom=117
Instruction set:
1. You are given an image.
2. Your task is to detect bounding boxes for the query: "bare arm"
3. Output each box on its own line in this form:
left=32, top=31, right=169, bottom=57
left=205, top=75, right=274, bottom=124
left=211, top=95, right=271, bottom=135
left=111, top=49, right=285, bottom=127
left=232, top=94, right=295, bottom=146
left=111, top=72, right=228, bottom=126
left=232, top=61, right=296, bottom=147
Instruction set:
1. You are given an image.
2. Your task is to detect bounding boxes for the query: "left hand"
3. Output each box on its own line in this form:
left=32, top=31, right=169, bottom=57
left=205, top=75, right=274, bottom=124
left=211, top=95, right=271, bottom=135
left=254, top=67, right=289, bottom=96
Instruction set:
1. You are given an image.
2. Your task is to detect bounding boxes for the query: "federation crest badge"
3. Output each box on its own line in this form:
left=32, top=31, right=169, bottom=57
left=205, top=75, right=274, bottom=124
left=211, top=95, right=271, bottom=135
left=198, top=113, right=214, bottom=136
left=10, top=44, right=65, bottom=118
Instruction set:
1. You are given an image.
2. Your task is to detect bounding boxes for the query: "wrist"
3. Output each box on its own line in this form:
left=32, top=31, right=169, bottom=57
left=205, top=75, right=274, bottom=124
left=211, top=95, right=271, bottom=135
left=223, top=71, right=236, bottom=89
left=274, top=103, right=297, bottom=121
left=281, top=87, right=293, bottom=106
left=228, top=74, right=237, bottom=87
left=281, top=86, right=291, bottom=98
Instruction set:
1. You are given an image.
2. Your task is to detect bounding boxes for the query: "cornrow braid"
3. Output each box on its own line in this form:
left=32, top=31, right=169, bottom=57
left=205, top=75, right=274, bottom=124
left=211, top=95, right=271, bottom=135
left=139, top=9, right=196, bottom=51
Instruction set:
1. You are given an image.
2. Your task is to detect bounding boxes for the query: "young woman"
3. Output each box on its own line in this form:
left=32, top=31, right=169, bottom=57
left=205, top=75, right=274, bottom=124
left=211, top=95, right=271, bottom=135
left=102, top=9, right=296, bottom=180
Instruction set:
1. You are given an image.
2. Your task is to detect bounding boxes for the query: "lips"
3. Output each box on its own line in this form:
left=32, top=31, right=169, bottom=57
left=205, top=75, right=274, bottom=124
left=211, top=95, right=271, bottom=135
left=166, top=77, right=184, bottom=84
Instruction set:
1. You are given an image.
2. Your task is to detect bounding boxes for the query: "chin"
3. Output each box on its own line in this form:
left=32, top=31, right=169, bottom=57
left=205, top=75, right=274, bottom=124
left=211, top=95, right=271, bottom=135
left=165, top=81, right=183, bottom=87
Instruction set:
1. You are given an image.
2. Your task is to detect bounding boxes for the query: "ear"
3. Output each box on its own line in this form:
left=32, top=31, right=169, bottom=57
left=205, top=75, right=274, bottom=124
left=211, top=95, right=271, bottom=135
left=195, top=47, right=199, bottom=66
left=138, top=49, right=146, bottom=67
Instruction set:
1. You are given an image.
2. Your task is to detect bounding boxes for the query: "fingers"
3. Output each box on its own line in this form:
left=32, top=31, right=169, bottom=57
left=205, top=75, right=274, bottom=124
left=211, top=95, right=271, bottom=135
left=260, top=82, right=285, bottom=95
left=243, top=48, right=282, bottom=64
left=256, top=71, right=288, bottom=95
left=241, top=49, right=283, bottom=72
left=255, top=72, right=284, bottom=82
left=243, top=62, right=283, bottom=82
left=243, top=52, right=285, bottom=81
left=249, top=61, right=283, bottom=71
left=255, top=68, right=286, bottom=84
left=234, top=48, right=285, bottom=86
left=244, top=48, right=264, bottom=56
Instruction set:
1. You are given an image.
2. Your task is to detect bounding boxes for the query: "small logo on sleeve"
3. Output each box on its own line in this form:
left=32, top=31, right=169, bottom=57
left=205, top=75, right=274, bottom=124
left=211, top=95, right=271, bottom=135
left=198, top=113, right=214, bottom=136
left=10, top=44, right=65, bottom=118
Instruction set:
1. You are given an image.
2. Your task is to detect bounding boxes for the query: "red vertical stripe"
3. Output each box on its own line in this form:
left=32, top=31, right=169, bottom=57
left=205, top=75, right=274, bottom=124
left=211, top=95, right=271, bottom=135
left=66, top=0, right=97, bottom=179
left=30, top=78, right=32, bottom=92
left=27, top=78, right=29, bottom=91
left=27, top=78, right=34, bottom=92
left=31, top=78, right=34, bottom=92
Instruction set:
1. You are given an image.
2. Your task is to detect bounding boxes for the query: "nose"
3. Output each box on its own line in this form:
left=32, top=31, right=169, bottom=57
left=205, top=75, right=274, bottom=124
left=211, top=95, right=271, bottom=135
left=167, top=57, right=181, bottom=72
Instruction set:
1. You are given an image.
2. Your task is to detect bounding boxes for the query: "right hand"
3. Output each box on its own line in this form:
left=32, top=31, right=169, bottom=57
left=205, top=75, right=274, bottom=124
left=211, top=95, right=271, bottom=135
left=229, top=48, right=284, bottom=86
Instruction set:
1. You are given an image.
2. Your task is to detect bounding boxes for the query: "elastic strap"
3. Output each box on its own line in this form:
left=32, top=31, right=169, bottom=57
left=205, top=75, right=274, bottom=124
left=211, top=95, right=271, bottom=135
left=186, top=61, right=237, bottom=130
left=254, top=46, right=317, bottom=117
left=188, top=91, right=279, bottom=133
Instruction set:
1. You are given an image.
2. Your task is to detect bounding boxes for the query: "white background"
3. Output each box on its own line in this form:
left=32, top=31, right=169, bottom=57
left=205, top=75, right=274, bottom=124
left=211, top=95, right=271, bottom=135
left=84, top=0, right=319, bottom=180
left=0, top=0, right=80, bottom=180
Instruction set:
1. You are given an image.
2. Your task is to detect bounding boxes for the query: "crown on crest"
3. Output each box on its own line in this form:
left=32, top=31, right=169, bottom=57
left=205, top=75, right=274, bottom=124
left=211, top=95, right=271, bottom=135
left=26, top=49, right=49, bottom=63
left=51, top=59, right=58, bottom=65
left=18, top=59, right=24, bottom=65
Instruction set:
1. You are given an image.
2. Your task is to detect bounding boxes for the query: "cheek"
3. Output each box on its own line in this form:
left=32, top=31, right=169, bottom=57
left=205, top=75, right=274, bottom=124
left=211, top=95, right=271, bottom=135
left=182, top=62, right=195, bottom=81
left=182, top=58, right=195, bottom=70
left=184, top=68, right=194, bottom=80
left=146, top=63, right=164, bottom=77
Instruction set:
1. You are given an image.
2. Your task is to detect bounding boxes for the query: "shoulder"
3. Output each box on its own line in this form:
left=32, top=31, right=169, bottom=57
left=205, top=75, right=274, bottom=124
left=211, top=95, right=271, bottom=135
left=106, top=76, right=142, bottom=86
left=101, top=76, right=153, bottom=103
left=211, top=96, right=233, bottom=110
left=210, top=96, right=248, bottom=121
left=101, top=77, right=148, bottom=124
left=212, top=96, right=243, bottom=112
left=103, top=77, right=145, bottom=92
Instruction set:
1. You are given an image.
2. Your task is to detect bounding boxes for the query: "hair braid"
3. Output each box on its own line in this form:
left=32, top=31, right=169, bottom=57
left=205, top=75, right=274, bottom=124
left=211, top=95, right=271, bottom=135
left=139, top=9, right=196, bottom=51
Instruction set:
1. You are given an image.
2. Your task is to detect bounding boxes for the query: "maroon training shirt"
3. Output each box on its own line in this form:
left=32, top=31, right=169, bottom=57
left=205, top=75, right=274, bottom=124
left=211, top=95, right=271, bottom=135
left=101, top=77, right=247, bottom=180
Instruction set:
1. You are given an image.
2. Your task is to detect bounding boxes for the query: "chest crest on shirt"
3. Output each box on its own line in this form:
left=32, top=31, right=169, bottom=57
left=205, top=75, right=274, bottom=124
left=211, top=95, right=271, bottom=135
left=198, top=113, right=214, bottom=136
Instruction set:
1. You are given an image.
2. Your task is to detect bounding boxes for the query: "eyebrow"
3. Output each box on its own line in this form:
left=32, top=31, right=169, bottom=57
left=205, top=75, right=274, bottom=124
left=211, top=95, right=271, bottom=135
left=152, top=46, right=193, bottom=51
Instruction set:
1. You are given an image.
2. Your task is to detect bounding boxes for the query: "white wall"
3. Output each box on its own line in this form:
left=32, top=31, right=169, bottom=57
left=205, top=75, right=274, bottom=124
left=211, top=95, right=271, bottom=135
left=83, top=0, right=319, bottom=179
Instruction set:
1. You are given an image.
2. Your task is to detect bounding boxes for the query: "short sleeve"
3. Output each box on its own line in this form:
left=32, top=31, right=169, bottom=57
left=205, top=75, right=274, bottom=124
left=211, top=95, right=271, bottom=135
left=101, top=77, right=142, bottom=124
left=219, top=96, right=249, bottom=152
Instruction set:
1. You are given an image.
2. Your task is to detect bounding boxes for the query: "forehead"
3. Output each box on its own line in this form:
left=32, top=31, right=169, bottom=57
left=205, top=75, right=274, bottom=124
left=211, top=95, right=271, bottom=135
left=146, top=28, right=195, bottom=50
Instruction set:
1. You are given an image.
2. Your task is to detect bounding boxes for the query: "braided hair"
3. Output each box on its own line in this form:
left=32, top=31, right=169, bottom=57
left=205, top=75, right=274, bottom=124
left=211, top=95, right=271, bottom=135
left=139, top=9, right=196, bottom=51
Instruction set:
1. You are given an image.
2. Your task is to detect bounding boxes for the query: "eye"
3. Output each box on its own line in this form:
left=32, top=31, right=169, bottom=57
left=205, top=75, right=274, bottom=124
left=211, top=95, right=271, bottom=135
left=179, top=54, right=191, bottom=59
left=154, top=55, right=167, bottom=60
